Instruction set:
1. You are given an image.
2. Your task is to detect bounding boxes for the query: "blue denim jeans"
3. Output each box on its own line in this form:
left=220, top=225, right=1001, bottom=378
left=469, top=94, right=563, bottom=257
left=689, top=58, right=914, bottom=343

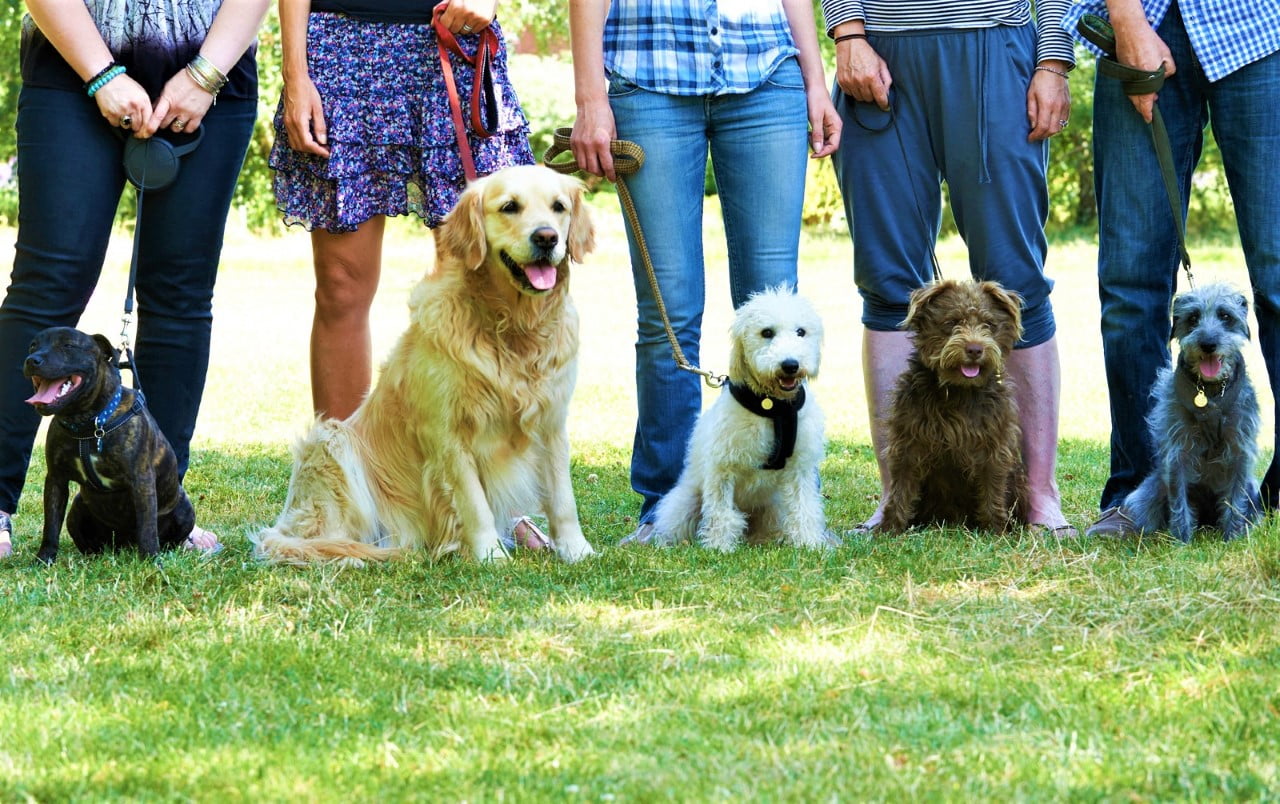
left=608, top=57, right=809, bottom=522
left=0, top=86, right=256, bottom=513
left=1093, top=3, right=1280, bottom=510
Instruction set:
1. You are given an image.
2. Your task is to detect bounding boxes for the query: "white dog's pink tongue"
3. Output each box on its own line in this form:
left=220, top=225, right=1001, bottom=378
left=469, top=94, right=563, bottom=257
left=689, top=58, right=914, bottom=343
left=524, top=262, right=557, bottom=290
left=1200, top=355, right=1223, bottom=379
left=961, top=364, right=980, bottom=378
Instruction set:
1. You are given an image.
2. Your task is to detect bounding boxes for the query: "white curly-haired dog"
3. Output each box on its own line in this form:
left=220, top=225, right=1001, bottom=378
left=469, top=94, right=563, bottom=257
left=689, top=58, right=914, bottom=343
left=650, top=286, right=828, bottom=551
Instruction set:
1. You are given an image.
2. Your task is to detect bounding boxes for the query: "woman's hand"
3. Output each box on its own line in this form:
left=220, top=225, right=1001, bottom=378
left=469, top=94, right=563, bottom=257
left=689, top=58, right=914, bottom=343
left=92, top=72, right=153, bottom=136
left=438, top=0, right=498, bottom=35
left=143, top=68, right=216, bottom=137
left=281, top=72, right=331, bottom=157
left=1026, top=60, right=1072, bottom=142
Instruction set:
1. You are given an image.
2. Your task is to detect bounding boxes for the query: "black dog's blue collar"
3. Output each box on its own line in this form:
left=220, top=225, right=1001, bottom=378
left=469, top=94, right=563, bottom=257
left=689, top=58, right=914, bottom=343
left=727, top=380, right=805, bottom=470
left=58, top=387, right=145, bottom=492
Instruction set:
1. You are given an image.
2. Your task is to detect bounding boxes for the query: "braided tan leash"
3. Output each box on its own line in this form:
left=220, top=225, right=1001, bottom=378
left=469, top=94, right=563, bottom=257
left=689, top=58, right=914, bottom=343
left=543, top=127, right=726, bottom=388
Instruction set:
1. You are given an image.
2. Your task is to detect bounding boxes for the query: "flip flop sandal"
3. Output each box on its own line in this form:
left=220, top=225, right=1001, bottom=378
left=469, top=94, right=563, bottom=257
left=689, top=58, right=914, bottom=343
left=505, top=516, right=552, bottom=551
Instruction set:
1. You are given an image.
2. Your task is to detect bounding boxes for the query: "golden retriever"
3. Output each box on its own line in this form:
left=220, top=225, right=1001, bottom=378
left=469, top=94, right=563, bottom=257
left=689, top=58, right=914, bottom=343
left=254, top=165, right=597, bottom=564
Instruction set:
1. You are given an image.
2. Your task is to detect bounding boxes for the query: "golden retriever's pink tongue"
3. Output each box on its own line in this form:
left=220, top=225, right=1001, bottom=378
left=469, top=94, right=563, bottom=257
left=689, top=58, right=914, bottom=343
left=26, top=377, right=69, bottom=405
left=525, top=262, right=557, bottom=290
left=1200, top=356, right=1223, bottom=379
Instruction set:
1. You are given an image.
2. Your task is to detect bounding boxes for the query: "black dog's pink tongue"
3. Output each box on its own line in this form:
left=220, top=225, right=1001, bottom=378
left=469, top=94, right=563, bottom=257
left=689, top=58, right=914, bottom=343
left=25, top=376, right=70, bottom=406
left=1200, top=355, right=1223, bottom=379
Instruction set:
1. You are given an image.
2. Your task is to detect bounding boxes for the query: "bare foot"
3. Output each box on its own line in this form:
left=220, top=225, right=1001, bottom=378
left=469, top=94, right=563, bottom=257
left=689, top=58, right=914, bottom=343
left=183, top=525, right=223, bottom=554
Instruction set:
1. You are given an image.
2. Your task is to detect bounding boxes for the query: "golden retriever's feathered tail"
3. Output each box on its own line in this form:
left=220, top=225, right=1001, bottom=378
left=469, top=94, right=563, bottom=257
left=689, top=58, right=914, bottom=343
left=253, top=528, right=399, bottom=566
left=252, top=418, right=401, bottom=566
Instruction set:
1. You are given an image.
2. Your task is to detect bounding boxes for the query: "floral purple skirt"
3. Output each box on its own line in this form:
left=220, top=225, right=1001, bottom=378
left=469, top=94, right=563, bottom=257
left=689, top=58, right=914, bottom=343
left=269, top=12, right=534, bottom=232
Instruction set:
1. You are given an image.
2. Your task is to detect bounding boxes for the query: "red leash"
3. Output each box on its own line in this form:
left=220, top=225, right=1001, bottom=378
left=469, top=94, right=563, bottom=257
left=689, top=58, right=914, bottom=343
left=434, top=4, right=498, bottom=182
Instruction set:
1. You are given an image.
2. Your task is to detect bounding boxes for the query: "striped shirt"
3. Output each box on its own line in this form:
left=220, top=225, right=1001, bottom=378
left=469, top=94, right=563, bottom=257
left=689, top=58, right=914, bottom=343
left=820, top=0, right=1076, bottom=66
left=1062, top=0, right=1280, bottom=83
left=603, top=0, right=798, bottom=96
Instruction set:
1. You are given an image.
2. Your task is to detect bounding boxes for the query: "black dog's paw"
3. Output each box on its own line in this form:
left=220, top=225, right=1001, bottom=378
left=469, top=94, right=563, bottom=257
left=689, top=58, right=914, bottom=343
left=34, top=551, right=57, bottom=566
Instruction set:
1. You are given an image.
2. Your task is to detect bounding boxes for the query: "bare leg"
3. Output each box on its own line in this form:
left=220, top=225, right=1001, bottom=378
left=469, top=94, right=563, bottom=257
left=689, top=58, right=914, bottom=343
left=1007, top=337, right=1071, bottom=530
left=310, top=217, right=386, bottom=420
left=860, top=329, right=914, bottom=529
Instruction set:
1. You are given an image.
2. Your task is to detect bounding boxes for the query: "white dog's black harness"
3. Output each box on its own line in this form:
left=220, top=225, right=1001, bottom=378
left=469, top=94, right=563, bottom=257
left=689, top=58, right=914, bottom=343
left=727, top=381, right=805, bottom=470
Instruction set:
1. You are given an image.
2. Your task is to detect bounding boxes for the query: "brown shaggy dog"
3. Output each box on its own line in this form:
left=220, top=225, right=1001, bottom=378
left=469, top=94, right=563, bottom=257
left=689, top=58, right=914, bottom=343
left=878, top=279, right=1029, bottom=533
left=254, top=165, right=597, bottom=564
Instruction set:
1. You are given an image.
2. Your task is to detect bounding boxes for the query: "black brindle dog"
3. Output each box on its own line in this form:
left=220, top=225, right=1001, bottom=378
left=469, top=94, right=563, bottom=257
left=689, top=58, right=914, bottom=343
left=24, top=327, right=194, bottom=563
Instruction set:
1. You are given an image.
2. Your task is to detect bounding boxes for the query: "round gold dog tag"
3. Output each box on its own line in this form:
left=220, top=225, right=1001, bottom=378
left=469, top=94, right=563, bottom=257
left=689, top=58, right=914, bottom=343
left=1194, top=390, right=1208, bottom=408
left=761, top=398, right=774, bottom=410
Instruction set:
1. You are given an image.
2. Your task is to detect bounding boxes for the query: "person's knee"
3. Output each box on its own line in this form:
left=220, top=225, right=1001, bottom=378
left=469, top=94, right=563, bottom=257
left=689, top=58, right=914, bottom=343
left=314, top=254, right=378, bottom=319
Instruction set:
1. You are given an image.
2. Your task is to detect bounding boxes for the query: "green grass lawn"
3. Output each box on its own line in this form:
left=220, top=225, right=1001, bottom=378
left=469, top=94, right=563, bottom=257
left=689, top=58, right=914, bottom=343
left=1, top=203, right=1277, bottom=800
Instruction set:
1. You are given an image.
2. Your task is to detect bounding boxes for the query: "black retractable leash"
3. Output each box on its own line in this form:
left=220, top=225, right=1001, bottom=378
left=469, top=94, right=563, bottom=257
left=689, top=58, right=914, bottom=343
left=115, top=127, right=205, bottom=391
left=1078, top=13, right=1195, bottom=287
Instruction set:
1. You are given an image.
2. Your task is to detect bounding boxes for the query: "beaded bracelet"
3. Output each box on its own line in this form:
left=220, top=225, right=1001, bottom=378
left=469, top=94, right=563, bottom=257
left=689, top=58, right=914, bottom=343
left=83, top=62, right=121, bottom=92
left=1035, top=65, right=1070, bottom=80
left=86, top=65, right=126, bottom=98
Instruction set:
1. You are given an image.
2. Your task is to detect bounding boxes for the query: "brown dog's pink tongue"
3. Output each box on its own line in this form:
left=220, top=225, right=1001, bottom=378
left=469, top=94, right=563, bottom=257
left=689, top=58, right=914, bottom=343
left=961, top=365, right=980, bottom=378
left=524, top=263, right=557, bottom=290
left=1200, top=355, right=1223, bottom=379
left=26, top=377, right=68, bottom=405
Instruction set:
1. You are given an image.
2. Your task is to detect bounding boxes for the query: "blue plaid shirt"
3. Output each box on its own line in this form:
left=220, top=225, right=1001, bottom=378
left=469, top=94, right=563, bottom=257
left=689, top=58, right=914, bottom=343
left=603, top=0, right=799, bottom=96
left=1062, top=0, right=1280, bottom=82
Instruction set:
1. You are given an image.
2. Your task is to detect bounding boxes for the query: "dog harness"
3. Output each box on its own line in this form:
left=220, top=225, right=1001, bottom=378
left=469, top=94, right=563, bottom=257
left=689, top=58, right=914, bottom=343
left=57, top=386, right=145, bottom=492
left=727, top=381, right=806, bottom=470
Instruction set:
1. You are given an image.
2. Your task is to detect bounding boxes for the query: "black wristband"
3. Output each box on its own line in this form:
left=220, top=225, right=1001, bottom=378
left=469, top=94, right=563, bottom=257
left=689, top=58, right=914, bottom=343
left=834, top=33, right=869, bottom=44
left=83, top=61, right=121, bottom=92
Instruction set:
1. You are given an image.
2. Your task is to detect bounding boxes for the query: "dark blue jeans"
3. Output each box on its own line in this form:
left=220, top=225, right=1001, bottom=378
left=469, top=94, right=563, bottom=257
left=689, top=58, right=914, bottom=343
left=0, top=86, right=256, bottom=513
left=1093, top=4, right=1280, bottom=510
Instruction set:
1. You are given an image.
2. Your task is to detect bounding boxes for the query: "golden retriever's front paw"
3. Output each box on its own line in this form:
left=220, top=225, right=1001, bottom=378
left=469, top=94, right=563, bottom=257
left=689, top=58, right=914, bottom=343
left=471, top=532, right=511, bottom=562
left=555, top=536, right=596, bottom=563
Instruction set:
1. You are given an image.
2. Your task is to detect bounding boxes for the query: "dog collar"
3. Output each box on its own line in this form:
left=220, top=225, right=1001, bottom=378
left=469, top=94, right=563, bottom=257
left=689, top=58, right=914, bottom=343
left=58, top=386, right=144, bottom=450
left=1194, top=378, right=1229, bottom=409
left=727, top=380, right=805, bottom=470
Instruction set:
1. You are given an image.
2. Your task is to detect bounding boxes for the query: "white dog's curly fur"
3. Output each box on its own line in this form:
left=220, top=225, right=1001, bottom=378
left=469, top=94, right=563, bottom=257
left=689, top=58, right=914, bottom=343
left=253, top=165, right=596, bottom=565
left=650, top=286, right=828, bottom=551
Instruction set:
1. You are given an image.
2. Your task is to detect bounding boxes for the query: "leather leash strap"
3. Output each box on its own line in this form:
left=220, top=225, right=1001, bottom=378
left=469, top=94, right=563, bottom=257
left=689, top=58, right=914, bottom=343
left=543, top=127, right=726, bottom=388
left=1080, top=14, right=1194, bottom=286
left=434, top=4, right=498, bottom=182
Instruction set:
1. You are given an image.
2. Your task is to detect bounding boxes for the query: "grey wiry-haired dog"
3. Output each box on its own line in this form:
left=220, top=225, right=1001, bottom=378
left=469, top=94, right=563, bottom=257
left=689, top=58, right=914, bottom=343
left=1123, top=283, right=1262, bottom=542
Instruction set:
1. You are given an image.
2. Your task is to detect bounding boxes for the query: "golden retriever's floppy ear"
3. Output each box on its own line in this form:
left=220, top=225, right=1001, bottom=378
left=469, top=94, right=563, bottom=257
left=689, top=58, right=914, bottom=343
left=435, top=178, right=489, bottom=271
left=564, top=174, right=595, bottom=263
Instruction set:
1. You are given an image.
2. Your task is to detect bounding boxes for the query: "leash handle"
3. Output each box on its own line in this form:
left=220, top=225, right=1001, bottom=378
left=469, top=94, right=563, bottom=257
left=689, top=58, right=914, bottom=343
left=542, top=128, right=725, bottom=388
left=434, top=3, right=499, bottom=182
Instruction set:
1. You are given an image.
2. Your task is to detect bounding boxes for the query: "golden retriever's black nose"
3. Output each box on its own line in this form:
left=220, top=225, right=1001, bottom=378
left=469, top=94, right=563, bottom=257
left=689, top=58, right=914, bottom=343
left=532, top=227, right=559, bottom=250
left=781, top=359, right=800, bottom=376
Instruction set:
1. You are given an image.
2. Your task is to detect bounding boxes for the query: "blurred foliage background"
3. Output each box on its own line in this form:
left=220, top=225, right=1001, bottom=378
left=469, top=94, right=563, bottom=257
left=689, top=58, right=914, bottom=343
left=0, top=1, right=1237, bottom=239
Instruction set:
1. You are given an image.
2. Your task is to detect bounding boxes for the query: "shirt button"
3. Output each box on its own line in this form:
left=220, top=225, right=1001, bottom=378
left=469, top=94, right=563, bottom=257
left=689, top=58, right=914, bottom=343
left=710, top=26, right=719, bottom=35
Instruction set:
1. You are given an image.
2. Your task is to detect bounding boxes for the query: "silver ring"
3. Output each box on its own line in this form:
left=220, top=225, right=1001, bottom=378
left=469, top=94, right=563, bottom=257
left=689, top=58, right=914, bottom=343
left=1058, top=119, right=1069, bottom=129
left=461, top=23, right=473, bottom=32
left=172, top=119, right=186, bottom=132
left=119, top=115, right=132, bottom=129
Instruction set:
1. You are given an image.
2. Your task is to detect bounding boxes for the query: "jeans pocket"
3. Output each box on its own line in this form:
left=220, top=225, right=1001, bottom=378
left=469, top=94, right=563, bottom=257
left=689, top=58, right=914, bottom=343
left=607, top=74, right=643, bottom=99
left=763, top=56, right=804, bottom=90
